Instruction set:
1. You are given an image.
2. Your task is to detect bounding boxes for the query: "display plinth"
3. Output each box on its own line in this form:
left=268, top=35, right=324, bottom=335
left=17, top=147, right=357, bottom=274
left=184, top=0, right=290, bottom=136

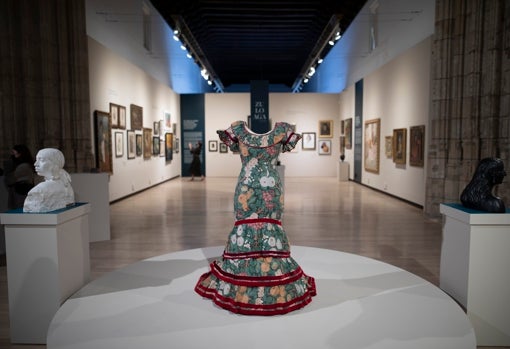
left=439, top=203, right=510, bottom=346
left=338, top=161, right=349, bottom=181
left=0, top=203, right=91, bottom=344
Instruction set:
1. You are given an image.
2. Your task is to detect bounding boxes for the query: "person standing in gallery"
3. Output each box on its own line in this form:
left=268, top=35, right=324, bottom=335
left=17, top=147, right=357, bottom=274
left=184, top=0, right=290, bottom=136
left=3, top=144, right=35, bottom=209
left=188, top=141, right=204, bottom=181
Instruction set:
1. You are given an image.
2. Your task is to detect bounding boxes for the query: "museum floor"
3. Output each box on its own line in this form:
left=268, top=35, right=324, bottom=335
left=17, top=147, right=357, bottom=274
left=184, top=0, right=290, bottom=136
left=0, top=177, right=506, bottom=348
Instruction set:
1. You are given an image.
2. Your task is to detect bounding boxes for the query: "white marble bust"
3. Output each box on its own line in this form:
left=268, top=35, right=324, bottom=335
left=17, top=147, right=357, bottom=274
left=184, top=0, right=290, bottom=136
left=23, top=148, right=75, bottom=213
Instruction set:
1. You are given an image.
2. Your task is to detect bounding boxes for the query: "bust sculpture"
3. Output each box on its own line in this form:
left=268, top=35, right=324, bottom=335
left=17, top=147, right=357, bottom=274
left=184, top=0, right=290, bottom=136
left=23, top=148, right=75, bottom=212
left=460, top=157, right=507, bottom=213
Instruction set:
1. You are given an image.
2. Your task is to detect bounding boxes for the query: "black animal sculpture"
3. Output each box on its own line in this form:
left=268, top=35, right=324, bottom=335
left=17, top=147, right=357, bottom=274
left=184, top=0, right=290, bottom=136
left=460, top=158, right=507, bottom=213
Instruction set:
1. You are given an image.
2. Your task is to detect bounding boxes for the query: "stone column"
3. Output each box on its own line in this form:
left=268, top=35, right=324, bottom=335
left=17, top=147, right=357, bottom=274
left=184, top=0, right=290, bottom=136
left=425, top=0, right=509, bottom=218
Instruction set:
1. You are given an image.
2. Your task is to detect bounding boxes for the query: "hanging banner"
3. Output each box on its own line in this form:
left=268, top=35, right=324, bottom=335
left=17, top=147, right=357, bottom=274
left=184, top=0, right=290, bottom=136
left=250, top=80, right=269, bottom=134
left=181, top=94, right=205, bottom=177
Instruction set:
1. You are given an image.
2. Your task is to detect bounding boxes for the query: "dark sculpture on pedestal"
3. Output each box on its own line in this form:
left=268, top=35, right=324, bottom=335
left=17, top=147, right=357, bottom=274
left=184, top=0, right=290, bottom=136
left=460, top=158, right=507, bottom=213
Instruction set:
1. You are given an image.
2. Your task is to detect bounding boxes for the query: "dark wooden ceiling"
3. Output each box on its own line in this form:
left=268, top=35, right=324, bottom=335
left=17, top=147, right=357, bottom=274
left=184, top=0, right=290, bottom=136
left=150, top=0, right=367, bottom=90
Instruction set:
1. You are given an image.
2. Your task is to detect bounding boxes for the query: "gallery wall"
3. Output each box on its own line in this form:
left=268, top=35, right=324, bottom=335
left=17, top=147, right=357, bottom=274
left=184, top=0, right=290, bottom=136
left=339, top=37, right=432, bottom=206
left=88, top=38, right=181, bottom=202
left=204, top=93, right=342, bottom=177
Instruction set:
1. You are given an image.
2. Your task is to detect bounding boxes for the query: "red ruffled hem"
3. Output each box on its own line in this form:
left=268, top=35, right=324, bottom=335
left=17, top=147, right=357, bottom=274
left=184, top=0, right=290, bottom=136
left=195, top=272, right=317, bottom=316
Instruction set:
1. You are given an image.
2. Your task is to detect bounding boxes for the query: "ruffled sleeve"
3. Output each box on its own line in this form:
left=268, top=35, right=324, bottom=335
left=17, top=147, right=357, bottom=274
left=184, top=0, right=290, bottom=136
left=217, top=126, right=239, bottom=152
left=281, top=123, right=302, bottom=152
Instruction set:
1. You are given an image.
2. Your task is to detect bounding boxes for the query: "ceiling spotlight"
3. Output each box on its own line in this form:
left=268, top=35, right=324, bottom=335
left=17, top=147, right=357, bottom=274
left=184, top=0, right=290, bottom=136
left=180, top=44, right=186, bottom=50
left=317, top=58, right=323, bottom=64
left=303, top=78, right=309, bottom=83
left=328, top=40, right=334, bottom=46
left=335, top=31, right=342, bottom=41
left=186, top=52, right=192, bottom=59
left=173, top=29, right=180, bottom=41
left=207, top=80, right=212, bottom=85
left=307, top=66, right=316, bottom=77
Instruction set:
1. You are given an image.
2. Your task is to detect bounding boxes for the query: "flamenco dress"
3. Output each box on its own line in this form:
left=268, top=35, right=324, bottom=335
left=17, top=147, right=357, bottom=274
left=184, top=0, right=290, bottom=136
left=195, top=120, right=316, bottom=315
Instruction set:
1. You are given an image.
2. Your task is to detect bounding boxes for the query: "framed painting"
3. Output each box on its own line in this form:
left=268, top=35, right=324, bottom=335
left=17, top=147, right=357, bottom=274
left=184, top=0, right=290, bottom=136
left=209, top=140, right=218, bottom=152
left=410, top=125, right=425, bottom=167
left=109, top=103, right=119, bottom=128
left=127, top=130, right=136, bottom=159
left=319, top=120, right=333, bottom=137
left=318, top=139, right=331, bottom=155
left=385, top=136, right=393, bottom=158
left=152, top=136, right=160, bottom=156
left=344, top=118, right=352, bottom=149
left=143, top=128, right=152, bottom=159
left=164, top=111, right=172, bottom=130
left=302, top=132, right=316, bottom=150
left=136, top=134, right=143, bottom=157
left=153, top=121, right=160, bottom=136
left=393, top=128, right=407, bottom=165
left=219, top=142, right=228, bottom=153
left=341, top=120, right=345, bottom=135
left=94, top=110, right=113, bottom=174
left=118, top=105, right=127, bottom=129
left=165, top=133, right=173, bottom=161
left=115, top=131, right=124, bottom=158
left=364, top=118, right=380, bottom=173
left=130, top=104, right=143, bottom=130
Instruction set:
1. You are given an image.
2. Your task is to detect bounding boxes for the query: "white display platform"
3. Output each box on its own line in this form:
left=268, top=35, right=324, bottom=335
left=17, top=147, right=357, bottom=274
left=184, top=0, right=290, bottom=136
left=440, top=203, right=510, bottom=346
left=0, top=203, right=91, bottom=344
left=71, top=173, right=110, bottom=242
left=338, top=161, right=349, bottom=181
left=47, top=246, right=475, bottom=349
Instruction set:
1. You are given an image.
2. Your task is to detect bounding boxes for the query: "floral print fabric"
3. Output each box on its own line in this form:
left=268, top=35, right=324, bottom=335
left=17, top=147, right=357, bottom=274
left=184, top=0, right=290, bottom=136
left=195, top=121, right=316, bottom=315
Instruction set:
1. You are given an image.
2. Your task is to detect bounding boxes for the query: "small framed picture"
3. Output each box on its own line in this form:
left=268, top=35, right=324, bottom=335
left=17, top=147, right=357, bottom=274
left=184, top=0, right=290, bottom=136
left=130, top=104, right=143, bottom=130
left=136, top=134, right=143, bottom=157
left=115, top=131, right=124, bottom=158
left=143, top=128, right=152, bottom=159
left=153, top=121, right=161, bottom=136
left=118, top=105, right=127, bottom=129
left=393, top=128, right=407, bottom=165
left=127, top=130, right=136, bottom=159
left=152, top=136, right=160, bottom=155
left=209, top=140, right=218, bottom=152
left=410, top=125, right=425, bottom=167
left=110, top=103, right=119, bottom=128
left=318, top=139, right=331, bottom=155
left=219, top=143, right=228, bottom=153
left=302, top=132, right=316, bottom=150
left=364, top=118, right=380, bottom=173
left=319, top=120, right=333, bottom=137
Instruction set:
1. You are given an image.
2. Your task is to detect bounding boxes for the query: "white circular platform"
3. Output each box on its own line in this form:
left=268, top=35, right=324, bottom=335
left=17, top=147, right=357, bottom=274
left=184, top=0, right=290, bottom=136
left=47, top=246, right=476, bottom=349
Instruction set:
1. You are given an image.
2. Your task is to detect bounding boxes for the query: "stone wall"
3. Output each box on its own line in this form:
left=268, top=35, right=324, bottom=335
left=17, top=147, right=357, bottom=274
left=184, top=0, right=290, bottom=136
left=0, top=0, right=93, bottom=173
left=425, top=0, right=510, bottom=217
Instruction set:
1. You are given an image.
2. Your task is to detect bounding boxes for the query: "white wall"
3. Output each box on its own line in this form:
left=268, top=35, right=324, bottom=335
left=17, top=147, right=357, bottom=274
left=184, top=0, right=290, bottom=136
left=205, top=93, right=341, bottom=177
left=88, top=38, right=181, bottom=202
left=339, top=37, right=432, bottom=206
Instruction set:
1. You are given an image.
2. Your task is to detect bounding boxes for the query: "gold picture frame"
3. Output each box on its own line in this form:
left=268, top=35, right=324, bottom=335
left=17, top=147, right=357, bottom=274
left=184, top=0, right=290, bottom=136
left=364, top=118, right=380, bottom=173
left=410, top=125, right=425, bottom=167
left=393, top=128, right=407, bottom=165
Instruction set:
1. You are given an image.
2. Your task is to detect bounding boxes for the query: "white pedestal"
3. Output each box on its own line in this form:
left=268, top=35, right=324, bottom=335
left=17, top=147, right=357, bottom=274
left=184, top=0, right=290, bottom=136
left=439, top=203, right=510, bottom=346
left=0, top=203, right=91, bottom=344
left=338, top=161, right=349, bottom=181
left=71, top=173, right=110, bottom=242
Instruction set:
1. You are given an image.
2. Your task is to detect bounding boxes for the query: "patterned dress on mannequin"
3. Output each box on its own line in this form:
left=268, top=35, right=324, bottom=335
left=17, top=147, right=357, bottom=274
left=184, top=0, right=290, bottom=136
left=195, top=120, right=316, bottom=315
